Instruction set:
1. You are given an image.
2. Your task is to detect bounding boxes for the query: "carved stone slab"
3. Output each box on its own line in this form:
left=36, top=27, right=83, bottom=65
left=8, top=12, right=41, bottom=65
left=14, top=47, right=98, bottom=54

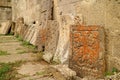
left=69, top=25, right=105, bottom=78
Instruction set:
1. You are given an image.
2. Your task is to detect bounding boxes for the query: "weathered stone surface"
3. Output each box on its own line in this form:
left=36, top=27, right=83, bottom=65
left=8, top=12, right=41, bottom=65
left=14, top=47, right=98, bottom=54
left=107, top=55, right=120, bottom=72
left=29, top=29, right=37, bottom=45
left=53, top=15, right=74, bottom=64
left=50, top=65, right=76, bottom=80
left=45, top=20, right=59, bottom=55
left=22, top=25, right=29, bottom=40
left=25, top=25, right=35, bottom=42
left=14, top=17, right=24, bottom=36
left=0, top=1, right=119, bottom=80
left=27, top=21, right=39, bottom=45
left=74, top=0, right=120, bottom=72
left=106, top=31, right=120, bottom=71
left=43, top=20, right=59, bottom=62
left=43, top=52, right=53, bottom=63
left=0, top=20, right=12, bottom=34
left=10, top=22, right=16, bottom=34
left=53, top=0, right=120, bottom=71
left=0, top=0, right=12, bottom=23
left=0, top=0, right=11, bottom=7
left=37, top=26, right=47, bottom=51
left=12, top=0, right=53, bottom=27
left=69, top=25, right=105, bottom=78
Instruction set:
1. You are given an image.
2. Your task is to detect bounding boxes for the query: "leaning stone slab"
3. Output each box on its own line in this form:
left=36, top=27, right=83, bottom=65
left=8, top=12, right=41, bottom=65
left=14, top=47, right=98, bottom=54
left=14, top=17, right=24, bottom=36
left=29, top=28, right=37, bottom=45
left=53, top=15, right=74, bottom=64
left=43, top=20, right=59, bottom=63
left=30, top=22, right=39, bottom=45
left=25, top=25, right=35, bottom=42
left=0, top=20, right=12, bottom=35
left=23, top=26, right=31, bottom=41
left=10, top=22, right=16, bottom=34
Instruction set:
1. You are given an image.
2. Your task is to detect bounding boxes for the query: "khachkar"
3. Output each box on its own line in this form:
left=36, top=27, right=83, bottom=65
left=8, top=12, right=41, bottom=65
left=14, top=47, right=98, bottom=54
left=69, top=25, right=105, bottom=78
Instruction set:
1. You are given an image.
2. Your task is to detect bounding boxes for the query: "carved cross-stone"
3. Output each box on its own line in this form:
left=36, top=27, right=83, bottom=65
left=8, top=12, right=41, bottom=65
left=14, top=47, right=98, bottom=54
left=69, top=25, right=105, bottom=78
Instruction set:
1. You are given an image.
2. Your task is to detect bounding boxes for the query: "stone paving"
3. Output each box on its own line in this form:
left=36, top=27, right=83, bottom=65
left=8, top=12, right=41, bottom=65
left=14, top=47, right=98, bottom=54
left=0, top=35, right=37, bottom=63
left=0, top=35, right=75, bottom=80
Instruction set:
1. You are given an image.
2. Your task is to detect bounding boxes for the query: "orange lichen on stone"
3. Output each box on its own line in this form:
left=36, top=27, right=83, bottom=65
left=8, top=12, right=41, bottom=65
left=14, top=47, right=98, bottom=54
left=69, top=25, right=105, bottom=78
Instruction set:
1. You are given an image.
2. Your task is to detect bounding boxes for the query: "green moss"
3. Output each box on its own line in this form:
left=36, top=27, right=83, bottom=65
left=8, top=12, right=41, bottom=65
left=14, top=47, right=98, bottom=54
left=6, top=32, right=14, bottom=36
left=35, top=52, right=44, bottom=61
left=0, top=34, right=5, bottom=36
left=0, top=63, right=12, bottom=80
left=105, top=67, right=119, bottom=76
left=16, top=35, right=23, bottom=41
left=21, top=41, right=36, bottom=49
left=15, top=35, right=38, bottom=53
left=0, top=50, right=10, bottom=56
left=36, top=71, right=46, bottom=76
left=105, top=72, right=114, bottom=76
left=17, top=50, right=27, bottom=54
left=112, top=67, right=118, bottom=73
left=0, top=61, right=25, bottom=80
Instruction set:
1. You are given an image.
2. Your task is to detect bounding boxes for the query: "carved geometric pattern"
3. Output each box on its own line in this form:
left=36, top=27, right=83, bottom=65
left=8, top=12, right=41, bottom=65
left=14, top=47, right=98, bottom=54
left=69, top=25, right=105, bottom=78
left=72, top=31, right=99, bottom=64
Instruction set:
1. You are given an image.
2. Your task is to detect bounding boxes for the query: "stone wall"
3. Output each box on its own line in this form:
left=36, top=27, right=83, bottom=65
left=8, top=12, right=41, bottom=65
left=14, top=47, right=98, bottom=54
left=0, top=0, right=12, bottom=23
left=12, top=0, right=53, bottom=24
left=0, top=0, right=11, bottom=7
left=12, top=0, right=53, bottom=50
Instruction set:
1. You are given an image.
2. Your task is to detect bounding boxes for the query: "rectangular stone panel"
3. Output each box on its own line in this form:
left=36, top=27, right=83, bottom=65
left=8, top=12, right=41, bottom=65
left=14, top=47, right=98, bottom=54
left=0, top=7, right=12, bottom=23
left=69, top=25, right=105, bottom=78
left=45, top=20, right=59, bottom=54
left=42, top=20, right=59, bottom=62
